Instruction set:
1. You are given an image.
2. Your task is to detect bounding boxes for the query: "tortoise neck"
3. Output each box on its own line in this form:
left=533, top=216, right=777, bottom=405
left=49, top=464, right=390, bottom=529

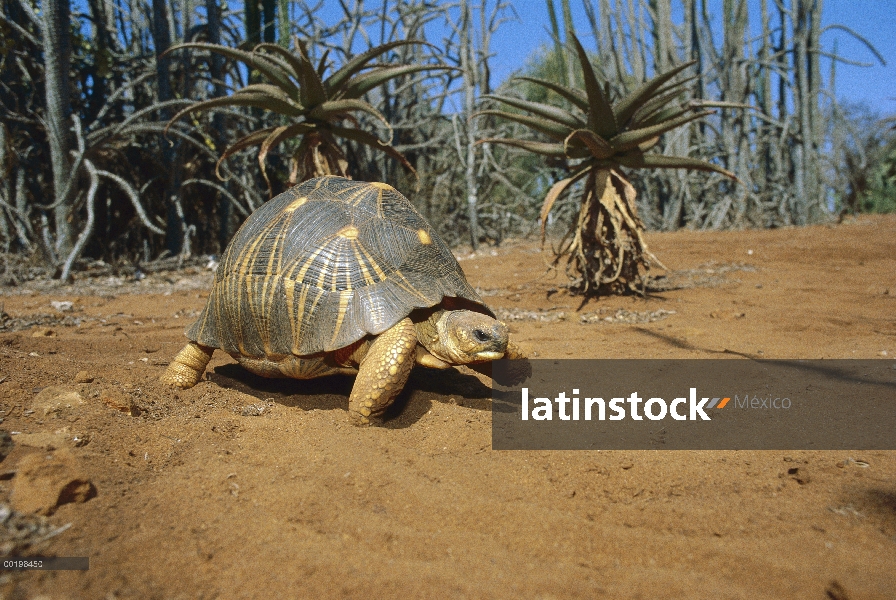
left=413, top=308, right=448, bottom=359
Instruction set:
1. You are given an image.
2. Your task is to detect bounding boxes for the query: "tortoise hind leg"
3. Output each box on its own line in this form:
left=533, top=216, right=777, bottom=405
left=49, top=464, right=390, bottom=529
left=349, top=318, right=417, bottom=426
left=160, top=342, right=214, bottom=389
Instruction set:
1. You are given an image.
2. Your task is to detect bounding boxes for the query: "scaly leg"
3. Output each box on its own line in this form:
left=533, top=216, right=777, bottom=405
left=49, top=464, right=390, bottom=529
left=160, top=342, right=214, bottom=389
left=349, top=318, right=416, bottom=426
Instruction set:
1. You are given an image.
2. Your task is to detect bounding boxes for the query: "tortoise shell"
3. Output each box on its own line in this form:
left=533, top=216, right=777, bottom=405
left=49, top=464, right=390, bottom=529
left=187, top=176, right=489, bottom=357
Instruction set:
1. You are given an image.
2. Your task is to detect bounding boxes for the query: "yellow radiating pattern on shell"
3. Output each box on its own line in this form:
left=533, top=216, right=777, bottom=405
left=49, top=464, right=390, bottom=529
left=337, top=225, right=359, bottom=240
left=283, top=196, right=307, bottom=212
left=417, top=229, right=432, bottom=245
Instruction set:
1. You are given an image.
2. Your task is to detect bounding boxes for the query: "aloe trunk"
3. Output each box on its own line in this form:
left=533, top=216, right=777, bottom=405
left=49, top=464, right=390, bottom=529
left=560, top=168, right=662, bottom=295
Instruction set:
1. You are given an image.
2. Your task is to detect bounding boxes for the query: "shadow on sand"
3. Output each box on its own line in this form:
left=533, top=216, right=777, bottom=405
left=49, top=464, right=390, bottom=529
left=208, top=363, right=493, bottom=428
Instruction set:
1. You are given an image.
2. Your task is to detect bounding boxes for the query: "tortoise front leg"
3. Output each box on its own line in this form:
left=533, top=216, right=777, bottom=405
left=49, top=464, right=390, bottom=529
left=349, top=318, right=417, bottom=426
left=160, top=342, right=214, bottom=389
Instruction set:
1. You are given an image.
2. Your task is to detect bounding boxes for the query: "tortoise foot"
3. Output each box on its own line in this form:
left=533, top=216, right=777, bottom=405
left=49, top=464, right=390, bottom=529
left=160, top=342, right=214, bottom=389
left=348, top=318, right=416, bottom=426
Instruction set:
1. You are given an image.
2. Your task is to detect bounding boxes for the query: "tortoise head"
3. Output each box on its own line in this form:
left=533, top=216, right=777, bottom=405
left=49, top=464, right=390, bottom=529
left=428, top=310, right=509, bottom=364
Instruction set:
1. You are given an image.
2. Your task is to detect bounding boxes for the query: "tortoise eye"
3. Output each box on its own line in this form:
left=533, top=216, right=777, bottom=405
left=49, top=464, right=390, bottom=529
left=473, top=329, right=489, bottom=342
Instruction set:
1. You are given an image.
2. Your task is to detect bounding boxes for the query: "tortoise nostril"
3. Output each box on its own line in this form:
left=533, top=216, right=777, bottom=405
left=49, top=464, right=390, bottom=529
left=473, top=329, right=489, bottom=342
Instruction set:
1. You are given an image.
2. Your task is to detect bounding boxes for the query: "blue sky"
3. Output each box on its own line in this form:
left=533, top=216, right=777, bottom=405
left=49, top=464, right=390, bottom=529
left=477, top=0, right=894, bottom=113
left=77, top=0, right=892, bottom=114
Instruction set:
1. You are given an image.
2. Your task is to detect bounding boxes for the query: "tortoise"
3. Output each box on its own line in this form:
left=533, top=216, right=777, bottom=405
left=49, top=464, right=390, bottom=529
left=160, top=176, right=524, bottom=425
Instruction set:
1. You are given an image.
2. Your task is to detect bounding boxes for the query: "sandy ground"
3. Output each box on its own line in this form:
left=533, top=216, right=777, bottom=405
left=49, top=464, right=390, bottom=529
left=0, top=214, right=894, bottom=599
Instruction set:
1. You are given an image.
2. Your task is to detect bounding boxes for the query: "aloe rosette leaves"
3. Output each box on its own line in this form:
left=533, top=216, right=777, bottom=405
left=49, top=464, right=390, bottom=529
left=479, top=32, right=736, bottom=296
left=166, top=39, right=446, bottom=192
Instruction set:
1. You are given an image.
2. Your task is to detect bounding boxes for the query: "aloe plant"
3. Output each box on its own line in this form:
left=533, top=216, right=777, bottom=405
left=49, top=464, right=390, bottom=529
left=166, top=39, right=444, bottom=193
left=479, top=32, right=736, bottom=296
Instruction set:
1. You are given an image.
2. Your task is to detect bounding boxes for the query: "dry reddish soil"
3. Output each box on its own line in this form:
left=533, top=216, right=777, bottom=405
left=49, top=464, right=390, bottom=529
left=0, top=215, right=894, bottom=599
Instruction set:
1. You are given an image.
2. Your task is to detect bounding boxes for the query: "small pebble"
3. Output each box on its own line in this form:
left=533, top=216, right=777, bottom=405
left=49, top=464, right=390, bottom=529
left=33, top=386, right=85, bottom=416
left=74, top=371, right=94, bottom=384
left=50, top=301, right=74, bottom=312
left=241, top=405, right=265, bottom=417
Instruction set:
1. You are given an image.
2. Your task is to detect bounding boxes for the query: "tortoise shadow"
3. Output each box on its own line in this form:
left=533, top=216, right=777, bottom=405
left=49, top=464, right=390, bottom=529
left=857, top=488, right=896, bottom=529
left=834, top=486, right=896, bottom=538
left=208, top=363, right=493, bottom=428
